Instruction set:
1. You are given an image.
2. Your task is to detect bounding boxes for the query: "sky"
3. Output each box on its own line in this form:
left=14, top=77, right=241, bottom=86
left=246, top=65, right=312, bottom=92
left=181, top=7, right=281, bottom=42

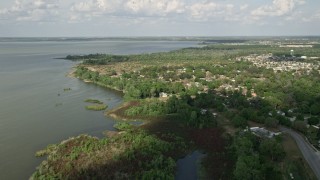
left=0, top=0, right=320, bottom=37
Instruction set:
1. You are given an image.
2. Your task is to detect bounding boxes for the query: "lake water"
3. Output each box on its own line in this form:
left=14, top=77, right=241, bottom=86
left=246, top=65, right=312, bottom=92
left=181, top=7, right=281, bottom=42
left=175, top=151, right=206, bottom=180
left=0, top=39, right=198, bottom=180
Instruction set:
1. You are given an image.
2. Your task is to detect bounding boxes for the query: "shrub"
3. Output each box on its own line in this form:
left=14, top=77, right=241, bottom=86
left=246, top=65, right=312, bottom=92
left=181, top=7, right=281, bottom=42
left=84, top=99, right=104, bottom=104
left=232, top=115, right=247, bottom=128
left=114, top=122, right=133, bottom=131
left=308, top=117, right=320, bottom=125
left=292, top=121, right=307, bottom=134
left=264, top=117, right=279, bottom=128
left=85, top=104, right=108, bottom=111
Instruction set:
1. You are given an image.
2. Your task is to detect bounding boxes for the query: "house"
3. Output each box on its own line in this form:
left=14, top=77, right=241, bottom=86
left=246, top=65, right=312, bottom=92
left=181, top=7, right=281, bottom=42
left=201, top=109, right=208, bottom=115
left=249, top=127, right=281, bottom=138
left=159, top=92, right=168, bottom=98
left=289, top=117, right=296, bottom=122
left=277, top=110, right=285, bottom=116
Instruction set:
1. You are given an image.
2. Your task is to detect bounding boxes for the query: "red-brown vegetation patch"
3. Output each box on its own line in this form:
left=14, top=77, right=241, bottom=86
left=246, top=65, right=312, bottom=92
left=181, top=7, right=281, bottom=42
left=142, top=117, right=233, bottom=179
left=188, top=128, right=233, bottom=179
left=107, top=101, right=168, bottom=122
left=103, top=130, right=119, bottom=138
left=201, top=152, right=234, bottom=179
left=106, top=101, right=140, bottom=120
left=188, top=128, right=225, bottom=152
left=141, top=115, right=187, bottom=137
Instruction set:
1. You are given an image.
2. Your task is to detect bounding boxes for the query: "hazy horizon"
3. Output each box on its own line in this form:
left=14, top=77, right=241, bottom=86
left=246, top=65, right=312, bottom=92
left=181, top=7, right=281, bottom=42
left=1, top=35, right=320, bottom=38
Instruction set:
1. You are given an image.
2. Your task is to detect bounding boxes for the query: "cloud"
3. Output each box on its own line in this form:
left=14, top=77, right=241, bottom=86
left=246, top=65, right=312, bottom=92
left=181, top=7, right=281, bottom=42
left=295, top=0, right=306, bottom=5
left=0, top=0, right=59, bottom=22
left=251, top=0, right=306, bottom=18
left=302, top=10, right=320, bottom=22
left=70, top=0, right=121, bottom=13
left=70, top=1, right=95, bottom=12
left=0, top=0, right=313, bottom=27
left=314, top=11, right=320, bottom=20
left=68, top=0, right=306, bottom=24
left=69, top=0, right=120, bottom=22
left=125, top=0, right=185, bottom=16
left=68, top=0, right=186, bottom=23
left=70, top=0, right=185, bottom=17
left=240, top=4, right=249, bottom=11
left=188, top=1, right=235, bottom=21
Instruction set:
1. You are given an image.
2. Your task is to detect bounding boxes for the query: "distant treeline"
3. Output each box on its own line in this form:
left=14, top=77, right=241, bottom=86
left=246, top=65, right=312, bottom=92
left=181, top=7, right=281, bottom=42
left=201, top=39, right=248, bottom=44
left=66, top=44, right=320, bottom=66
left=66, top=54, right=130, bottom=65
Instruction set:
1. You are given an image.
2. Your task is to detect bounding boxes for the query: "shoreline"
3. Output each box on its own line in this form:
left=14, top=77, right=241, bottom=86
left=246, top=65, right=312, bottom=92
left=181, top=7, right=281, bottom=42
left=70, top=67, right=143, bottom=121
left=66, top=66, right=77, bottom=78
left=72, top=69, right=125, bottom=98
left=30, top=65, right=227, bottom=179
left=72, top=66, right=145, bottom=122
left=33, top=39, right=320, bottom=179
left=106, top=101, right=141, bottom=121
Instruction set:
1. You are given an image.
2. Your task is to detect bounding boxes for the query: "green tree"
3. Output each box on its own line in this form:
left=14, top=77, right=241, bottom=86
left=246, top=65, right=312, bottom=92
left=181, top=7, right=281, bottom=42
left=91, top=71, right=99, bottom=81
left=234, top=136, right=254, bottom=156
left=234, top=155, right=263, bottom=180
left=189, top=111, right=197, bottom=127
left=264, top=117, right=279, bottom=128
left=259, top=139, right=285, bottom=161
left=296, top=114, right=304, bottom=121
left=124, top=85, right=142, bottom=100
left=246, top=90, right=252, bottom=97
left=166, top=95, right=179, bottom=113
left=188, top=85, right=199, bottom=96
left=310, top=103, right=320, bottom=115
left=292, top=121, right=307, bottom=134
left=308, top=117, right=320, bottom=125
left=232, top=115, right=247, bottom=128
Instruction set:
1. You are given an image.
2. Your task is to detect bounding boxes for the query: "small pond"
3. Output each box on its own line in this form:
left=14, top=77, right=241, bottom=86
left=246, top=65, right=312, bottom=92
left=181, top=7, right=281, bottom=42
left=175, top=151, right=206, bottom=180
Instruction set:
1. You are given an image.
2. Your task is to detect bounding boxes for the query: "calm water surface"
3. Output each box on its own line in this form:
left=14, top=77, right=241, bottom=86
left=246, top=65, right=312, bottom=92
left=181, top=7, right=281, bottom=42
left=175, top=151, right=206, bottom=180
left=0, top=39, right=198, bottom=179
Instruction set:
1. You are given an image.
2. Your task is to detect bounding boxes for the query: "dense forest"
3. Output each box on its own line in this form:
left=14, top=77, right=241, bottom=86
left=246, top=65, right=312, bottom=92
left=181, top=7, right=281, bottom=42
left=73, top=44, right=320, bottom=131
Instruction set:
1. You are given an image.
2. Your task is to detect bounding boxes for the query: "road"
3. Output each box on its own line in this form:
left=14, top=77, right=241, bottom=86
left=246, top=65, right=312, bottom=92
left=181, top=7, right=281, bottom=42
left=280, top=127, right=320, bottom=179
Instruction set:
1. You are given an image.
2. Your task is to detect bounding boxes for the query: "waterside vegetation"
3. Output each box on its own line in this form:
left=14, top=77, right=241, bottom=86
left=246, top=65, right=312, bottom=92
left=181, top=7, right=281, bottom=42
left=84, top=99, right=104, bottom=104
left=31, top=123, right=187, bottom=179
left=84, top=99, right=108, bottom=111
left=85, top=104, right=108, bottom=111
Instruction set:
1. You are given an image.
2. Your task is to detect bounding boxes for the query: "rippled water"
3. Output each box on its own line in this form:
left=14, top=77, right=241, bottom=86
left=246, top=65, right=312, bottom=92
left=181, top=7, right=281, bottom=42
left=0, top=39, right=198, bottom=179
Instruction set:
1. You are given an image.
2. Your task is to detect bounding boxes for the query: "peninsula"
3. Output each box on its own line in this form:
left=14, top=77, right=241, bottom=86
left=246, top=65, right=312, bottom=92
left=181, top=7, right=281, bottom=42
left=32, top=38, right=320, bottom=179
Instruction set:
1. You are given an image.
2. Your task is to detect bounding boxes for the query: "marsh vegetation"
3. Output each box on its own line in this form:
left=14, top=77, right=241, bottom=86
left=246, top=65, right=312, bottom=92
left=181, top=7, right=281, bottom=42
left=85, top=104, right=108, bottom=111
left=31, top=123, right=188, bottom=179
left=84, top=99, right=108, bottom=111
left=84, top=99, right=104, bottom=104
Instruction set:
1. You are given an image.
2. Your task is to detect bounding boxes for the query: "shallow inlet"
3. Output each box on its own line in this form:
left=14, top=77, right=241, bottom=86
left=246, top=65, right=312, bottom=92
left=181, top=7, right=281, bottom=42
left=175, top=151, right=206, bottom=180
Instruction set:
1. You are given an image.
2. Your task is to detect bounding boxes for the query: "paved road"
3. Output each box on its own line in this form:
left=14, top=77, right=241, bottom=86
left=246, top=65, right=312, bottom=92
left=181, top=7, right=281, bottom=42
left=280, top=127, right=320, bottom=179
